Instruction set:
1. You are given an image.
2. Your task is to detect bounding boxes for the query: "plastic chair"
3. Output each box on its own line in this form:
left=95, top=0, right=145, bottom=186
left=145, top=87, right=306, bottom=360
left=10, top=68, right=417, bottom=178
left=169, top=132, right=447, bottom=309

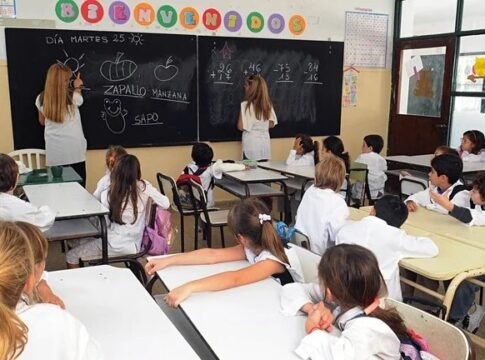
left=385, top=298, right=475, bottom=360
left=287, top=243, right=320, bottom=284
left=189, top=179, right=228, bottom=249
left=400, top=177, right=427, bottom=200
left=156, top=172, right=200, bottom=253
left=346, top=161, right=372, bottom=206
left=290, top=229, right=311, bottom=250
left=8, top=148, right=46, bottom=169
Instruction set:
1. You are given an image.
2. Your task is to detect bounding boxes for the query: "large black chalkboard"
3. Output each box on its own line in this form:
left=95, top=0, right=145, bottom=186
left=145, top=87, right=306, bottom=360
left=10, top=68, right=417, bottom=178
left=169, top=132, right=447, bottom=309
left=198, top=36, right=343, bottom=141
left=6, top=28, right=197, bottom=149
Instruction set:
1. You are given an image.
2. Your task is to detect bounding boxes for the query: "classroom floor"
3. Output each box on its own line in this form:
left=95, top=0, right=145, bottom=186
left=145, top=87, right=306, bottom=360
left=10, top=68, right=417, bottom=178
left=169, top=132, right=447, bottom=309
left=45, top=200, right=485, bottom=360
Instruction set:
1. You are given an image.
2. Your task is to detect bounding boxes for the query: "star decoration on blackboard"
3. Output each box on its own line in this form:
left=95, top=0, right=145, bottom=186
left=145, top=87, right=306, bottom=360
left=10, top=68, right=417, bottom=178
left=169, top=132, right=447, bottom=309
left=220, top=42, right=233, bottom=60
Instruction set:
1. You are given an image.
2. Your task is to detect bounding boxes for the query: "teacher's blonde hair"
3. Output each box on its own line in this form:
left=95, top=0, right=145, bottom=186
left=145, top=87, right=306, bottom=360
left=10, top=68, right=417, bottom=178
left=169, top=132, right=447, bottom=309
left=244, top=74, right=273, bottom=121
left=0, top=221, right=34, bottom=360
left=40, top=63, right=73, bottom=123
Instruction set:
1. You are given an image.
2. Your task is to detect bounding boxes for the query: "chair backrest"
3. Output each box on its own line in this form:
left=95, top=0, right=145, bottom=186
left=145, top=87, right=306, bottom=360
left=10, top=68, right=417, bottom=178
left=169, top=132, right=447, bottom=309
left=8, top=148, right=46, bottom=169
left=156, top=172, right=180, bottom=210
left=400, top=177, right=427, bottom=200
left=347, top=161, right=371, bottom=205
left=188, top=179, right=210, bottom=214
left=384, top=298, right=473, bottom=360
left=287, top=243, right=320, bottom=284
left=291, top=230, right=311, bottom=250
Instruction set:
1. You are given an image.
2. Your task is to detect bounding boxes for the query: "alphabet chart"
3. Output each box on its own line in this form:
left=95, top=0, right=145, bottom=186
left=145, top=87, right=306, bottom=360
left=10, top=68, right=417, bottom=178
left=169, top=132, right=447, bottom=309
left=0, top=0, right=15, bottom=18
left=344, top=11, right=388, bottom=68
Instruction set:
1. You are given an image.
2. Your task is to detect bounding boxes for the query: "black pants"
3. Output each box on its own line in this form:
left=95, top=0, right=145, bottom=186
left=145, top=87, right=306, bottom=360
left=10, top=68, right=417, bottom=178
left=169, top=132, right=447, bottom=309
left=65, top=161, right=86, bottom=188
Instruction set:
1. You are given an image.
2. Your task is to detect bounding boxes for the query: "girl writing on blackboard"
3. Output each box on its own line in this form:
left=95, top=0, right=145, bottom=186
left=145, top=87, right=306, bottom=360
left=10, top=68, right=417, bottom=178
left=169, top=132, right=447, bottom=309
left=237, top=74, right=277, bottom=161
left=36, top=64, right=87, bottom=187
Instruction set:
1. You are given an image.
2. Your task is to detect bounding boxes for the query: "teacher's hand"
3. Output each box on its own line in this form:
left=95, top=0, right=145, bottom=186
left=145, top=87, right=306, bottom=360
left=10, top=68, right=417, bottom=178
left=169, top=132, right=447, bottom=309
left=73, top=72, right=84, bottom=89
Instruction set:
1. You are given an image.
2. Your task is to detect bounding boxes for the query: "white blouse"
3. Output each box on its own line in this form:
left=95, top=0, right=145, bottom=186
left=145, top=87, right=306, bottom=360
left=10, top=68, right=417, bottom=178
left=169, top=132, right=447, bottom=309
left=244, top=247, right=304, bottom=283
left=286, top=150, right=315, bottom=166
left=35, top=92, right=87, bottom=166
left=240, top=101, right=277, bottom=161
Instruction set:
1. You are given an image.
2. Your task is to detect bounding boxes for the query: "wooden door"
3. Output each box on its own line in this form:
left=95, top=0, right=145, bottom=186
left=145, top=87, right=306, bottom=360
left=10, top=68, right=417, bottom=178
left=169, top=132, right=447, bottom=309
left=388, top=38, right=454, bottom=155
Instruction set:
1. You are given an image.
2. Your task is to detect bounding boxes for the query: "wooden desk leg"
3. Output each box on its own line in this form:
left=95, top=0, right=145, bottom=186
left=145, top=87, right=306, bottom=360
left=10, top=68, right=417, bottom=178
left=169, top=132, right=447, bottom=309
left=99, top=215, right=108, bottom=264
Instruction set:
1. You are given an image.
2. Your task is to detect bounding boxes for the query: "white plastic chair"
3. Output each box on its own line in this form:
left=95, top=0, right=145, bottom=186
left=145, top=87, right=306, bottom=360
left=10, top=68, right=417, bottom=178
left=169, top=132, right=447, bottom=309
left=287, top=243, right=320, bottom=284
left=385, top=298, right=474, bottom=360
left=8, top=148, right=46, bottom=169
left=400, top=177, right=427, bottom=200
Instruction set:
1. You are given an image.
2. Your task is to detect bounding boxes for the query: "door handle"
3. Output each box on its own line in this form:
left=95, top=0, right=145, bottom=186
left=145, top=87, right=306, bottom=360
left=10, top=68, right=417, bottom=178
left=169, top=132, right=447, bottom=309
left=435, top=124, right=447, bottom=128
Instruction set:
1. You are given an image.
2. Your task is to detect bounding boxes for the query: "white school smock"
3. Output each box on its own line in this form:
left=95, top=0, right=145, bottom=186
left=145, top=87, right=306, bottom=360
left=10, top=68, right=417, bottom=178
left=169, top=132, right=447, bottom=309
left=405, top=180, right=470, bottom=214
left=295, top=186, right=349, bottom=255
left=17, top=302, right=103, bottom=360
left=470, top=206, right=485, bottom=226
left=461, top=150, right=485, bottom=162
left=244, top=247, right=304, bottom=283
left=286, top=150, right=315, bottom=166
left=336, top=216, right=438, bottom=301
left=295, top=306, right=401, bottom=360
left=35, top=92, right=87, bottom=166
left=240, top=101, right=277, bottom=161
left=0, top=193, right=55, bottom=232
left=184, top=160, right=245, bottom=208
left=93, top=172, right=110, bottom=201
left=354, top=152, right=388, bottom=198
left=101, top=180, right=169, bottom=255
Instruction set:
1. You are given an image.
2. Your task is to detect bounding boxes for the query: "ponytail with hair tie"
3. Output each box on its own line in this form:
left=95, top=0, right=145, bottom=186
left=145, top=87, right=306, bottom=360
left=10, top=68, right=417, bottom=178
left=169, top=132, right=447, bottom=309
left=258, top=213, right=271, bottom=224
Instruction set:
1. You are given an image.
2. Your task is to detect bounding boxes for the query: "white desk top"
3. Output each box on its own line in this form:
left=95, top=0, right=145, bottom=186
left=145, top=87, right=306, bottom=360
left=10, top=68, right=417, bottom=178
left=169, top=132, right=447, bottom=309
left=49, top=266, right=199, bottom=360
left=24, top=182, right=109, bottom=219
left=223, top=167, right=288, bottom=183
left=154, top=259, right=306, bottom=360
left=258, top=161, right=315, bottom=179
left=386, top=154, right=485, bottom=173
left=349, top=208, right=485, bottom=280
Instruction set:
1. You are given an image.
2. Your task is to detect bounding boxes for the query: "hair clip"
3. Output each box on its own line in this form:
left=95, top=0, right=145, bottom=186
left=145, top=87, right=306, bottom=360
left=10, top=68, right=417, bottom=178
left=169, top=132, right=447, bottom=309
left=258, top=213, right=271, bottom=224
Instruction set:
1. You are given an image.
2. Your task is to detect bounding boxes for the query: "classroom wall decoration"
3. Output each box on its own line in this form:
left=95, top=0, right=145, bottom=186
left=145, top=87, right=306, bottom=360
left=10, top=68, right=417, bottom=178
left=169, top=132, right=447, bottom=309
left=54, top=1, right=307, bottom=36
left=344, top=11, right=388, bottom=68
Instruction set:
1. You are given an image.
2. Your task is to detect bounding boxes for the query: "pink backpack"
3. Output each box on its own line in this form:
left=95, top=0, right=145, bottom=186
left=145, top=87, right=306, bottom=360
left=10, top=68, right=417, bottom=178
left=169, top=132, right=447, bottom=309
left=141, top=202, right=172, bottom=256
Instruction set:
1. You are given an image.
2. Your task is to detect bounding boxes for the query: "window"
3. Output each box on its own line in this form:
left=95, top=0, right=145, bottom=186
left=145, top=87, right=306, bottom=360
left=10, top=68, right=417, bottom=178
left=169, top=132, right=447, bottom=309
left=450, top=97, right=485, bottom=147
left=400, top=0, right=457, bottom=37
left=462, top=0, right=485, bottom=31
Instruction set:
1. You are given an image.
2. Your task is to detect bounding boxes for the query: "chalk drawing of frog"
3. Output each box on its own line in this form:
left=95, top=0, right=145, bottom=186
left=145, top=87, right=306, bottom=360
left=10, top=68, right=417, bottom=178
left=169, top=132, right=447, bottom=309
left=101, top=98, right=127, bottom=134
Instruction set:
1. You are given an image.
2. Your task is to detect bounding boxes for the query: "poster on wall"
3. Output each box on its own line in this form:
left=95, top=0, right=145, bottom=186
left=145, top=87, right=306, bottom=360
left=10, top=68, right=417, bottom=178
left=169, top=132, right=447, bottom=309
left=0, top=0, right=16, bottom=18
left=344, top=11, right=388, bottom=68
left=343, top=70, right=358, bottom=107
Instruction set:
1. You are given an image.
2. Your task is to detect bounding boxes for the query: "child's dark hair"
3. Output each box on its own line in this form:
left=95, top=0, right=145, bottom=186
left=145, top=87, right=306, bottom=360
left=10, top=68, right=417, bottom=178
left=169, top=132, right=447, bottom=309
left=374, top=195, right=408, bottom=228
left=109, top=154, right=143, bottom=225
left=191, top=143, right=214, bottom=167
left=463, top=130, right=485, bottom=154
left=473, top=172, right=485, bottom=201
left=296, top=134, right=320, bottom=164
left=0, top=154, right=19, bottom=193
left=228, top=198, right=288, bottom=264
left=363, top=135, right=384, bottom=154
left=323, top=136, right=350, bottom=172
left=105, top=145, right=127, bottom=170
left=319, top=244, right=409, bottom=340
left=430, top=154, right=463, bottom=185
left=434, top=145, right=459, bottom=157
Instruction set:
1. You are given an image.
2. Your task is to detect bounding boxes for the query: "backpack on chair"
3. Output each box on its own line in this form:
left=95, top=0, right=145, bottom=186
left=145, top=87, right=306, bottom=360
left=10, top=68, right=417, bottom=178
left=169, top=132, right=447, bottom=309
left=141, top=200, right=172, bottom=256
left=176, top=165, right=212, bottom=209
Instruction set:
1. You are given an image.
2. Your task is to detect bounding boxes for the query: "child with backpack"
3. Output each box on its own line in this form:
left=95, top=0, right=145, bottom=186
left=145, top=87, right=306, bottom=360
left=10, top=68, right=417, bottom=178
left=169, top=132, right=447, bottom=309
left=93, top=145, right=127, bottom=200
left=178, top=143, right=245, bottom=208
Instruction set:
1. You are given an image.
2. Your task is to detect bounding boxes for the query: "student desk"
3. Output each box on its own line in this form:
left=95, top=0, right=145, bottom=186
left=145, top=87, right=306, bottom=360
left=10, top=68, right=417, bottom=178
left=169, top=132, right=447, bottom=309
left=153, top=259, right=306, bottom=360
left=258, top=161, right=314, bottom=194
left=348, top=207, right=485, bottom=320
left=17, top=166, right=83, bottom=186
left=49, top=266, right=199, bottom=360
left=23, top=182, right=110, bottom=263
left=387, top=154, right=485, bottom=174
left=215, top=168, right=290, bottom=222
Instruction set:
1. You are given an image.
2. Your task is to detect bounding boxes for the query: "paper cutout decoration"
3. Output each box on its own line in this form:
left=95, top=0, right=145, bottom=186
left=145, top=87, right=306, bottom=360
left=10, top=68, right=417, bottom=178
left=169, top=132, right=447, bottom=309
left=405, top=55, right=424, bottom=80
left=468, top=57, right=485, bottom=82
left=343, top=70, right=358, bottom=107
left=414, top=69, right=434, bottom=98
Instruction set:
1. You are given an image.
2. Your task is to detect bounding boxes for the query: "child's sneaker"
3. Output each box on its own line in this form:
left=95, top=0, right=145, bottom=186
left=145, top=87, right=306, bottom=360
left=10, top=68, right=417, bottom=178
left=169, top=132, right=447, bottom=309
left=465, top=303, right=485, bottom=333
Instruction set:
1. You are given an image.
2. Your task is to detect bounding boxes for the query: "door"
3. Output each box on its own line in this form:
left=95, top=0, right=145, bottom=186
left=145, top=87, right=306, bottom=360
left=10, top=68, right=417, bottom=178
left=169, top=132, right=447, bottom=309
left=388, top=38, right=454, bottom=155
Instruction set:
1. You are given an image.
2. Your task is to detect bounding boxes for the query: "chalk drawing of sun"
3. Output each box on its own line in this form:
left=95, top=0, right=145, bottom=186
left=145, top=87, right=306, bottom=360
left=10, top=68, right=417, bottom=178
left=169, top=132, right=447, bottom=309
left=56, top=49, right=85, bottom=77
left=129, top=33, right=144, bottom=46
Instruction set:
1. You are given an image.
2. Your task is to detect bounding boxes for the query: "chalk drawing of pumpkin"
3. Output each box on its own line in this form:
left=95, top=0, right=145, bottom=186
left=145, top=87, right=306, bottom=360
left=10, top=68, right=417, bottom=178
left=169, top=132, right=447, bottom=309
left=99, top=52, right=137, bottom=82
left=101, top=98, right=127, bottom=134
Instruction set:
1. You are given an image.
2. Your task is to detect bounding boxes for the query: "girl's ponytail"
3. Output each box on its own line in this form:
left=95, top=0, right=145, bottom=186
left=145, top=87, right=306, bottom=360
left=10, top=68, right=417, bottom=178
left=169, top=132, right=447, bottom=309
left=0, top=303, right=28, bottom=360
left=368, top=306, right=409, bottom=341
left=260, top=221, right=289, bottom=264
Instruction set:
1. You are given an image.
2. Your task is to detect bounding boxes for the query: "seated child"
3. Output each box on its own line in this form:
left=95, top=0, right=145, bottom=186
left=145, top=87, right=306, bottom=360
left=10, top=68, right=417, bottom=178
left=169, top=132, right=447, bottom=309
left=336, top=195, right=438, bottom=301
left=353, top=134, right=387, bottom=200
left=0, top=154, right=55, bottom=232
left=182, top=143, right=245, bottom=208
left=93, top=145, right=127, bottom=200
left=322, top=136, right=350, bottom=197
left=0, top=221, right=102, bottom=360
left=295, top=155, right=349, bottom=255
left=16, top=221, right=65, bottom=309
left=286, top=134, right=318, bottom=166
left=66, top=155, right=169, bottom=267
left=145, top=198, right=303, bottom=308
left=459, top=130, right=485, bottom=162
left=281, top=244, right=407, bottom=359
left=405, top=154, right=470, bottom=213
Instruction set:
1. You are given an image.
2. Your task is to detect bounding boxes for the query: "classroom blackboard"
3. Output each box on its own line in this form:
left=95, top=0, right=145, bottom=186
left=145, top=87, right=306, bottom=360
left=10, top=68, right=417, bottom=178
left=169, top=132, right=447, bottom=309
left=5, top=28, right=197, bottom=149
left=198, top=36, right=344, bottom=141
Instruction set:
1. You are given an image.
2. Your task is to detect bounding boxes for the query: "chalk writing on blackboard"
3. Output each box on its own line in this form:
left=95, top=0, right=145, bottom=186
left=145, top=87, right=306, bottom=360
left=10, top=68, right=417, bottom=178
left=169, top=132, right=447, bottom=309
left=101, top=98, right=128, bottom=134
